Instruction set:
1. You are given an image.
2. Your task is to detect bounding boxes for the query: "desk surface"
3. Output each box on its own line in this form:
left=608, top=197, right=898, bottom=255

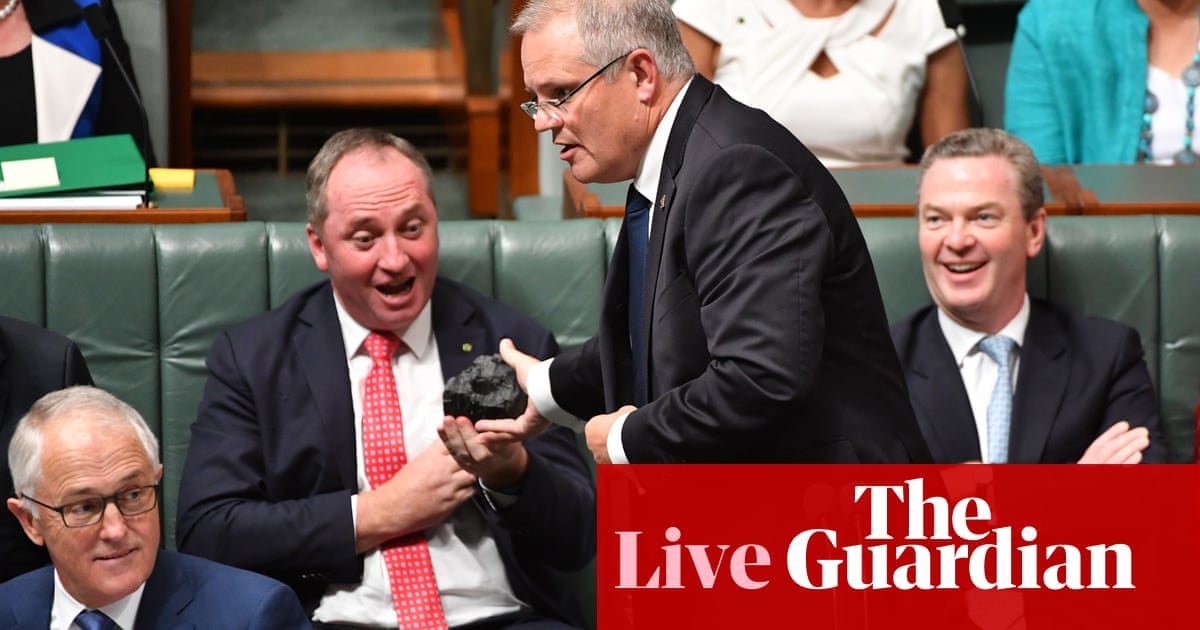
left=0, top=169, right=246, bottom=224
left=565, top=164, right=1200, bottom=219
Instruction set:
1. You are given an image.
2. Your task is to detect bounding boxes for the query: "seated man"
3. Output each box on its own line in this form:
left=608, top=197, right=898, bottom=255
left=176, top=128, right=595, bottom=629
left=1, top=315, right=92, bottom=583
left=891, top=128, right=1165, bottom=464
left=1, top=386, right=309, bottom=628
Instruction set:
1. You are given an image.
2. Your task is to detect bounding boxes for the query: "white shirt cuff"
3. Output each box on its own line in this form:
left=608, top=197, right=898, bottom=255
left=607, top=411, right=631, bottom=464
left=528, top=358, right=586, bottom=432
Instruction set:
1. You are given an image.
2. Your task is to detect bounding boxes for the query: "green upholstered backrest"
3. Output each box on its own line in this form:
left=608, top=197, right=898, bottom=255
left=0, top=215, right=1196, bottom=554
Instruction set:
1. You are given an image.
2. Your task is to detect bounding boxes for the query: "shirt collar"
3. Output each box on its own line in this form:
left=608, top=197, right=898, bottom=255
left=332, top=291, right=435, bottom=361
left=633, top=78, right=693, bottom=201
left=937, top=294, right=1031, bottom=366
left=53, top=569, right=144, bottom=630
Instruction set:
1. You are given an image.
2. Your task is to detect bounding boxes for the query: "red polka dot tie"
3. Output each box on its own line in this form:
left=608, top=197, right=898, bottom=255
left=363, top=331, right=447, bottom=629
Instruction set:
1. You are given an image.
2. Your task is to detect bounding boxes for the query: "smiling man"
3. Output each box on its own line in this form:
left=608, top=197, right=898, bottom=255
left=0, top=386, right=308, bottom=629
left=175, top=128, right=594, bottom=629
left=891, top=128, right=1165, bottom=464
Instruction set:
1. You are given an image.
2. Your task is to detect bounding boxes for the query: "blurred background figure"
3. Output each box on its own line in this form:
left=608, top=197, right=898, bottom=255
left=1006, top=0, right=1200, bottom=165
left=674, top=0, right=969, bottom=167
left=0, top=0, right=154, bottom=163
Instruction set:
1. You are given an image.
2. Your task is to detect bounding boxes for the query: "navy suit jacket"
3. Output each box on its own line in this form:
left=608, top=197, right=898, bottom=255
left=176, top=279, right=594, bottom=624
left=0, top=316, right=92, bottom=583
left=550, top=75, right=929, bottom=463
left=891, top=300, right=1166, bottom=463
left=0, top=550, right=309, bottom=629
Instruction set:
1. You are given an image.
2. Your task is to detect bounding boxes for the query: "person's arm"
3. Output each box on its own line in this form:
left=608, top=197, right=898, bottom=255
left=61, top=340, right=93, bottom=387
left=1099, top=326, right=1165, bottom=463
left=677, top=20, right=718, bottom=79
left=175, top=331, right=361, bottom=582
left=1004, top=6, right=1066, bottom=164
left=919, top=42, right=970, bottom=148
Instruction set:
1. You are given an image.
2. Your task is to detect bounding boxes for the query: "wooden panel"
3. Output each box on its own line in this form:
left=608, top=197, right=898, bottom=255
left=192, top=49, right=465, bottom=108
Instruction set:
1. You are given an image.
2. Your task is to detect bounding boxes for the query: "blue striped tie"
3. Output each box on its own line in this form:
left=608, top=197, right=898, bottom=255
left=625, top=186, right=651, bottom=405
left=979, top=335, right=1017, bottom=463
left=74, top=609, right=116, bottom=630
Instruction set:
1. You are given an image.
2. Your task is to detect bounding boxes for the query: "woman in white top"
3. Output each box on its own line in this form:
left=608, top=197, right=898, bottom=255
left=675, top=0, right=969, bottom=167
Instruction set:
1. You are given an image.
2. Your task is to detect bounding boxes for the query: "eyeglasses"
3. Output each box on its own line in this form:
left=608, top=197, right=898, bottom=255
left=21, top=485, right=159, bottom=528
left=520, top=51, right=634, bottom=120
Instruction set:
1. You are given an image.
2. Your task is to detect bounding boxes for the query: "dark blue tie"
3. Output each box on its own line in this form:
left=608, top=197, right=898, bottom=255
left=74, top=609, right=116, bottom=630
left=625, top=186, right=651, bottom=405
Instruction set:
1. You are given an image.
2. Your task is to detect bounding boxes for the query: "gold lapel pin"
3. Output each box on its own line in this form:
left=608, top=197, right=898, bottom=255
left=461, top=342, right=473, bottom=353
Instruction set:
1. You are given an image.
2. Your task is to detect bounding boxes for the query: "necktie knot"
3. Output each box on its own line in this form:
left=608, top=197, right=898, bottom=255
left=978, top=335, right=1016, bottom=366
left=74, top=609, right=115, bottom=630
left=365, top=331, right=401, bottom=365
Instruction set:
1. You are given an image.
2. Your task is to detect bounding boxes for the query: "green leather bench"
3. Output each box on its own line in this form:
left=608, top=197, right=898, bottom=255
left=1, top=216, right=1197, bottom=554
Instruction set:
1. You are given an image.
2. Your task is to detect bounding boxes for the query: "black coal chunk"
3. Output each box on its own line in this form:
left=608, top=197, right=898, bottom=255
left=443, top=354, right=528, bottom=421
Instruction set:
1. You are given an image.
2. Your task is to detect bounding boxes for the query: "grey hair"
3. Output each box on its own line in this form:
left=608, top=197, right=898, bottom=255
left=918, top=128, right=1044, bottom=221
left=8, top=386, right=159, bottom=511
left=306, top=128, right=436, bottom=232
left=513, top=0, right=694, bottom=83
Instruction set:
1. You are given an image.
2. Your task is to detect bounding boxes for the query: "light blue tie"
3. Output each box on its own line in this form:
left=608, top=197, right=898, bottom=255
left=979, top=335, right=1017, bottom=464
left=74, top=609, right=116, bottom=630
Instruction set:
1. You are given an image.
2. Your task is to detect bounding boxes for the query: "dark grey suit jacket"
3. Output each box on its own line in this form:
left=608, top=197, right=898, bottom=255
left=0, top=550, right=309, bottom=629
left=0, top=316, right=92, bottom=583
left=891, top=300, right=1165, bottom=463
left=550, top=75, right=929, bottom=463
left=176, top=279, right=594, bottom=625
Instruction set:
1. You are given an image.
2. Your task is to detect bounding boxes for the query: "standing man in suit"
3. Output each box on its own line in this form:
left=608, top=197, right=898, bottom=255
left=0, top=316, right=92, bottom=583
left=485, top=0, right=928, bottom=464
left=890, top=127, right=1165, bottom=463
left=176, top=129, right=595, bottom=629
left=1, top=386, right=309, bottom=629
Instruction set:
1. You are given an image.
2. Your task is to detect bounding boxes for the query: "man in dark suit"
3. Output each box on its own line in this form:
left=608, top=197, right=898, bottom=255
left=1, top=386, right=308, bottom=629
left=0, top=316, right=92, bottom=583
left=890, top=128, right=1164, bottom=464
left=176, top=129, right=594, bottom=629
left=483, top=0, right=928, bottom=464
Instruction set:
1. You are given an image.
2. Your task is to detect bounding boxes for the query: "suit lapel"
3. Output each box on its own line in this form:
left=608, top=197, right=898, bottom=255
left=637, top=76, right=713, bottom=391
left=295, top=284, right=358, bottom=490
left=430, top=283, right=488, bottom=380
left=4, top=567, right=53, bottom=629
left=907, top=313, right=981, bottom=462
left=1009, top=304, right=1068, bottom=463
left=135, top=551, right=196, bottom=630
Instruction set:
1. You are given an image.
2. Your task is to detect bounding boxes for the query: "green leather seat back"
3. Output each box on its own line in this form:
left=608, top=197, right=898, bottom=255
left=157, top=223, right=272, bottom=548
left=44, top=225, right=161, bottom=439
left=1158, top=215, right=1200, bottom=462
left=440, top=221, right=495, bottom=296
left=494, top=220, right=608, bottom=350
left=0, top=226, right=44, bottom=324
left=1044, top=217, right=1160, bottom=387
left=267, top=223, right=325, bottom=308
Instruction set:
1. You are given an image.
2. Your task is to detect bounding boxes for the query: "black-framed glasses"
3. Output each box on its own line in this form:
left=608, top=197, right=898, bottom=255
left=21, top=485, right=159, bottom=528
left=520, top=51, right=634, bottom=120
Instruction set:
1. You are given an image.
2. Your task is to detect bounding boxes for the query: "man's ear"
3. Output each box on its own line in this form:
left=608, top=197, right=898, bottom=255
left=1025, top=207, right=1048, bottom=258
left=627, top=49, right=659, bottom=104
left=307, top=223, right=330, bottom=273
left=6, top=498, right=46, bottom=547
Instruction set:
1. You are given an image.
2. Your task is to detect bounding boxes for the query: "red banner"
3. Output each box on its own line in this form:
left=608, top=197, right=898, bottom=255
left=597, top=465, right=1200, bottom=629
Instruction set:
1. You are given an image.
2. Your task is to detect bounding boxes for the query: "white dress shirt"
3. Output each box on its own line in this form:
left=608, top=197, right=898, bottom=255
left=312, top=296, right=522, bottom=627
left=51, top=570, right=143, bottom=630
left=527, top=79, right=695, bottom=464
left=935, top=294, right=1030, bottom=463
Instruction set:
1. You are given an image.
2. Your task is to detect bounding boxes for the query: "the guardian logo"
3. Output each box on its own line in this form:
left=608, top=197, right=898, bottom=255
left=616, top=477, right=1133, bottom=591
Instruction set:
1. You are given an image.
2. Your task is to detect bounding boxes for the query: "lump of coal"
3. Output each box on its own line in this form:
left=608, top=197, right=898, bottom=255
left=443, top=354, right=527, bottom=421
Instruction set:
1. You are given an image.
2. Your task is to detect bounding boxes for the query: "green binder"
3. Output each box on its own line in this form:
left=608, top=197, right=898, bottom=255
left=0, top=134, right=146, bottom=198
